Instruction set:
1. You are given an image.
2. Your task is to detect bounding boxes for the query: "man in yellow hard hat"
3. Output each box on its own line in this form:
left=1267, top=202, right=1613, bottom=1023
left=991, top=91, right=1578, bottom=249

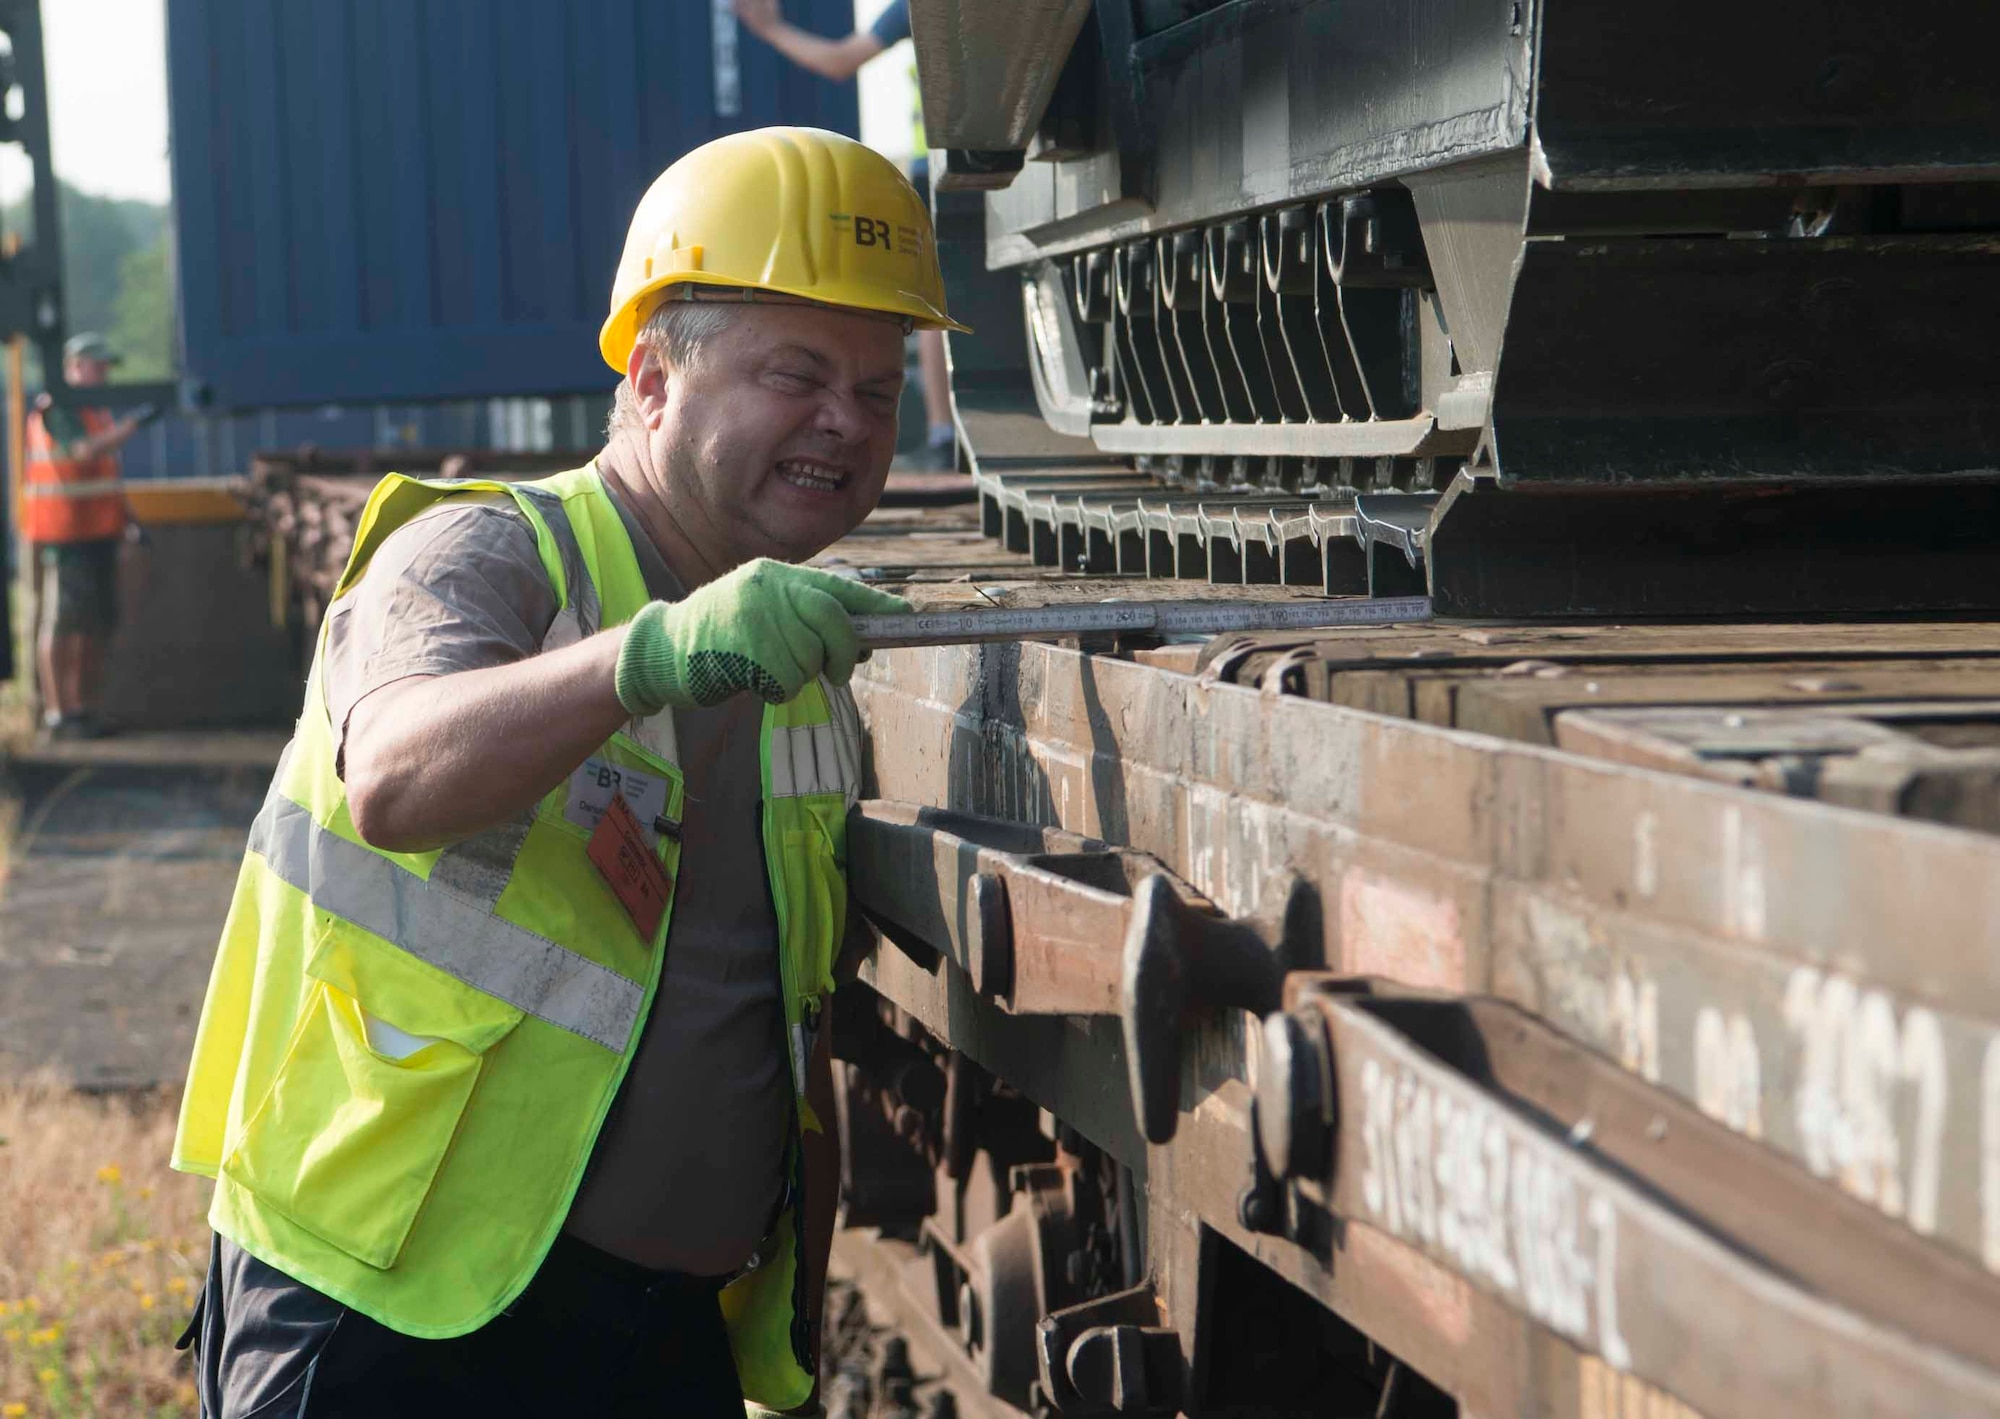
left=171, top=127, right=962, bottom=1417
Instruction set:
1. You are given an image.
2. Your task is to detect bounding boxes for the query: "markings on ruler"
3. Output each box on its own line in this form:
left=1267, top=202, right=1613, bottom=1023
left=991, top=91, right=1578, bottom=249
left=853, top=596, right=1433, bottom=648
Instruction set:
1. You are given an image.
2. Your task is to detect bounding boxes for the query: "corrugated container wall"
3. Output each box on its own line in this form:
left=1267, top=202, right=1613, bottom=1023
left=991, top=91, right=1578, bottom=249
left=166, top=0, right=861, bottom=411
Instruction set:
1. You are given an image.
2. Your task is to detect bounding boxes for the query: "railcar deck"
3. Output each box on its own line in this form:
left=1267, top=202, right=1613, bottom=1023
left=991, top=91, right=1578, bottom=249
left=815, top=485, right=2000, bottom=1419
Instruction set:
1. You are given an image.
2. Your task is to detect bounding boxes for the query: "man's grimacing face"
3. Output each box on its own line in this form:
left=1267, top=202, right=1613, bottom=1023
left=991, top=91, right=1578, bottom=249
left=635, top=303, right=908, bottom=564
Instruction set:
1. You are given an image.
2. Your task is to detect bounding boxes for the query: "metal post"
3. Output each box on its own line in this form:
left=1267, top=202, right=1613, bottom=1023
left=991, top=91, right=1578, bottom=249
left=9, top=332, right=36, bottom=715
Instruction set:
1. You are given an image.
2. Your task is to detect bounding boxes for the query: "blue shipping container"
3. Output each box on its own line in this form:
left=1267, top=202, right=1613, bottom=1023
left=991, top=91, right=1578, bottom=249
left=166, top=0, right=861, bottom=411
left=117, top=400, right=604, bottom=482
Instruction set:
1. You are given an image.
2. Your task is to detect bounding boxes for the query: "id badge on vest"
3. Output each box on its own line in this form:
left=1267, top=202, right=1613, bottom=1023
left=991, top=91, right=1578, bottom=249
left=565, top=756, right=669, bottom=842
left=567, top=757, right=674, bottom=940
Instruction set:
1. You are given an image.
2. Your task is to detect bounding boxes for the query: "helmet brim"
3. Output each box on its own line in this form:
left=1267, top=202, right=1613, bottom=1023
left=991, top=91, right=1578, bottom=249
left=600, top=273, right=970, bottom=376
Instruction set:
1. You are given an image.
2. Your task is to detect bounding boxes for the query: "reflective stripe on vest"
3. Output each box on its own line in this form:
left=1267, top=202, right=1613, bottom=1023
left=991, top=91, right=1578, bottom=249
left=23, top=476, right=123, bottom=498
left=254, top=478, right=646, bottom=1051
left=244, top=788, right=643, bottom=1052
left=22, top=407, right=124, bottom=543
left=768, top=723, right=849, bottom=799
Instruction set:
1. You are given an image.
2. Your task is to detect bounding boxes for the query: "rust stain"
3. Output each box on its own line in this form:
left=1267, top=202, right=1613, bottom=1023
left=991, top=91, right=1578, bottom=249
left=1346, top=1223, right=1475, bottom=1349
left=1577, top=1356, right=1704, bottom=1419
left=1341, top=869, right=1467, bottom=990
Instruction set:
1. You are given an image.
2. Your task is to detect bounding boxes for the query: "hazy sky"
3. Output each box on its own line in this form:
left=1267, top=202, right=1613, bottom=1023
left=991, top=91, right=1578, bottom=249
left=33, top=0, right=172, bottom=202
left=850, top=0, right=917, bottom=161
left=4, top=0, right=908, bottom=207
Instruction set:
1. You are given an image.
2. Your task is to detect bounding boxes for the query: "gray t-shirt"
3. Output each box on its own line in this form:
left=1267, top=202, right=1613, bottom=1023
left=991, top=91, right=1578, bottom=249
left=321, top=483, right=789, bottom=1276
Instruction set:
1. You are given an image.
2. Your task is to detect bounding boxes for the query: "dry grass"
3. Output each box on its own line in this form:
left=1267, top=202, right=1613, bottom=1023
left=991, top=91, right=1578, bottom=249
left=0, top=1079, right=205, bottom=1418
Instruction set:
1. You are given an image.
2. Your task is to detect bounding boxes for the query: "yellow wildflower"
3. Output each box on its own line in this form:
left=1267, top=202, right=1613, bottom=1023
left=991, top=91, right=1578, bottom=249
left=165, top=1276, right=190, bottom=1295
left=0, top=1302, right=10, bottom=1317
left=95, top=1163, right=121, bottom=1185
left=137, top=1186, right=156, bottom=1200
left=27, top=1326, right=60, bottom=1346
left=128, top=1278, right=146, bottom=1294
left=20, top=1299, right=36, bottom=1314
left=36, top=1367, right=56, bottom=1385
left=2, top=1402, right=25, bottom=1417
left=139, top=1294, right=156, bottom=1311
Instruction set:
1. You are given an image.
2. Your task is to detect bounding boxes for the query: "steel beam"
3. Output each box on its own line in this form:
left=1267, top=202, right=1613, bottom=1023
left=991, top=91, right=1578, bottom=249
left=851, top=637, right=2000, bottom=1283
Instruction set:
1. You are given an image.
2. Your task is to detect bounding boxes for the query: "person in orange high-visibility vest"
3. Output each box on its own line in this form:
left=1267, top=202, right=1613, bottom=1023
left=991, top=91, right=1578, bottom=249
left=23, top=333, right=150, bottom=739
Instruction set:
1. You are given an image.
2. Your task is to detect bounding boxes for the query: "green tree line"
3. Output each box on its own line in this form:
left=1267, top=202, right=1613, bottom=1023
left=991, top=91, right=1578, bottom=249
left=2, top=181, right=172, bottom=384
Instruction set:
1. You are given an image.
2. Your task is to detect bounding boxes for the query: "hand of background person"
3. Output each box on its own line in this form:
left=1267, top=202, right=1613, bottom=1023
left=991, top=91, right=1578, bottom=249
left=732, top=0, right=782, bottom=37
left=116, top=404, right=161, bottom=439
left=614, top=558, right=909, bottom=713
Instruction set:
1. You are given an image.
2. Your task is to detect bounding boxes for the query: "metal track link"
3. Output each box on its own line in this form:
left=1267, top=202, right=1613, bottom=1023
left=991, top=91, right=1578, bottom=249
left=972, top=467, right=1436, bottom=599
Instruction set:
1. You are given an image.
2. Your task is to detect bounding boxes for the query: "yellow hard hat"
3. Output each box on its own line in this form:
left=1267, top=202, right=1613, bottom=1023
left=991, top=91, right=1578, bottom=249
left=600, top=126, right=967, bottom=374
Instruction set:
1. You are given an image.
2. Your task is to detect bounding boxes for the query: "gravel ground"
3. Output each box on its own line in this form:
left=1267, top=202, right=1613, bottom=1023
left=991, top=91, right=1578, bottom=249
left=0, top=744, right=276, bottom=1089
left=820, top=1275, right=960, bottom=1419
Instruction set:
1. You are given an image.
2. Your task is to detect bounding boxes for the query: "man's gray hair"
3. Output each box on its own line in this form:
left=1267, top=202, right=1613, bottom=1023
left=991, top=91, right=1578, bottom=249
left=605, top=301, right=736, bottom=437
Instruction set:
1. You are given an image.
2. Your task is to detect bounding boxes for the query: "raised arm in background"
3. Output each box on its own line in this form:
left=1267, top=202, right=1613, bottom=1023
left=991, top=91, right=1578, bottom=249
left=733, top=0, right=890, bottom=83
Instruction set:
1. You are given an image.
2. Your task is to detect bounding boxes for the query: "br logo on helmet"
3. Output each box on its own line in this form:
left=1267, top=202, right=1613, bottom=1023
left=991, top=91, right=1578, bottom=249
left=830, top=212, right=900, bottom=253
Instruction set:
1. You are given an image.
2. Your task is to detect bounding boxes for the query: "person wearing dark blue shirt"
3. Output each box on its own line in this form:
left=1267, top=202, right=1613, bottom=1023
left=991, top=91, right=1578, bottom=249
left=734, top=0, right=957, bottom=469
left=734, top=0, right=909, bottom=84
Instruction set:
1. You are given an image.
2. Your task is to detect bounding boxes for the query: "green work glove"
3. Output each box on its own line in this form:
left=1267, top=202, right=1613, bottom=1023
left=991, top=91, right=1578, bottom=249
left=615, top=558, right=909, bottom=713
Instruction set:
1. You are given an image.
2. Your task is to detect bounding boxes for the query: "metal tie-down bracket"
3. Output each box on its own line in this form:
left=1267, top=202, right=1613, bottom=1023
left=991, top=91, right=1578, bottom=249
left=847, top=802, right=1318, bottom=1146
left=1035, top=1284, right=1183, bottom=1417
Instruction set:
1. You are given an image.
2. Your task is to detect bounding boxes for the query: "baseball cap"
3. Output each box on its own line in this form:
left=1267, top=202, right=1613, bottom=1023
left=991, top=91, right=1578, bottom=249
left=62, top=332, right=123, bottom=366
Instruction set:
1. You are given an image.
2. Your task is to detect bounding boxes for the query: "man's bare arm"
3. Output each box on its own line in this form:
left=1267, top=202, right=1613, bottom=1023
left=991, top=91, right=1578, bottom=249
left=344, top=627, right=630, bottom=853
left=70, top=411, right=147, bottom=463
left=734, top=0, right=885, bottom=81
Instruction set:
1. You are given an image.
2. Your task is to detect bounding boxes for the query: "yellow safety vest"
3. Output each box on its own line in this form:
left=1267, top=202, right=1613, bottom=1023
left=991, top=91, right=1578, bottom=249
left=171, top=463, right=857, bottom=1409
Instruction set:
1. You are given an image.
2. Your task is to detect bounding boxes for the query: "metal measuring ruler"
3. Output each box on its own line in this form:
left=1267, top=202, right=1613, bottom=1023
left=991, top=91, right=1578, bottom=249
left=853, top=596, right=1433, bottom=649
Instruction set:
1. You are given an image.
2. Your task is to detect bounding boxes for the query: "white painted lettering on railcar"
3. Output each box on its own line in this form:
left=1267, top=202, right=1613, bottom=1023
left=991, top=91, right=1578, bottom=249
left=1610, top=968, right=1661, bottom=1084
left=1693, top=1006, right=1763, bottom=1139
left=1631, top=811, right=1659, bottom=902
left=1982, top=1039, right=2000, bottom=1272
left=1359, top=1057, right=1630, bottom=1368
left=1720, top=806, right=1768, bottom=942
left=1781, top=967, right=1945, bottom=1234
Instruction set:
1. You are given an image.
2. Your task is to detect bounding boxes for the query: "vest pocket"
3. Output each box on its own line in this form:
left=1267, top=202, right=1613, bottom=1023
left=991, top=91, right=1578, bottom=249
left=221, top=930, right=525, bottom=1271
